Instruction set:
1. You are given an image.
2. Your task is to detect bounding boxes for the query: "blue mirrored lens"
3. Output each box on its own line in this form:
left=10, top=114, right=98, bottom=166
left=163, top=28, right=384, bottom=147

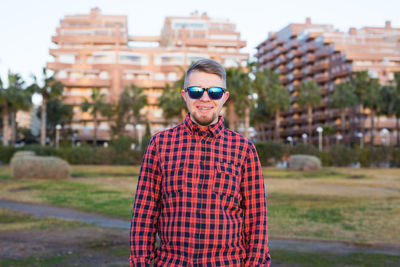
left=188, top=87, right=204, bottom=99
left=208, top=87, right=224, bottom=99
left=187, top=86, right=224, bottom=100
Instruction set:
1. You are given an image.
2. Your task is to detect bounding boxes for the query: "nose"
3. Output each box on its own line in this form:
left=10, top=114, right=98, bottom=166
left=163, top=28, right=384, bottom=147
left=199, top=89, right=211, bottom=101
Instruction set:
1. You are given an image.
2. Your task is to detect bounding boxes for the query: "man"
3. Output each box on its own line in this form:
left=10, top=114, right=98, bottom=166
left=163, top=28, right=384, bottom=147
left=130, top=59, right=270, bottom=266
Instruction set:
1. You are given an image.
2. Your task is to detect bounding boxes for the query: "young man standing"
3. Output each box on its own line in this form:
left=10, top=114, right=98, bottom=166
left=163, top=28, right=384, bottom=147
left=130, top=59, right=270, bottom=266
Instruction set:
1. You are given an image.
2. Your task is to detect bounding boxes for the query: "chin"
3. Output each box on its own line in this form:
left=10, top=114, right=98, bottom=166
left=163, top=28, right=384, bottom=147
left=193, top=113, right=217, bottom=126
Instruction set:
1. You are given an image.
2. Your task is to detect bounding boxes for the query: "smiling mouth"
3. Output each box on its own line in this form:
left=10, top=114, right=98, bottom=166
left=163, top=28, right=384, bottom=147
left=197, top=106, right=212, bottom=110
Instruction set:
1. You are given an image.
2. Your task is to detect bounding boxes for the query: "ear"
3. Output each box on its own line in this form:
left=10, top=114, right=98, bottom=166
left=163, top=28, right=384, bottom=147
left=223, top=91, right=229, bottom=104
left=181, top=90, right=186, bottom=101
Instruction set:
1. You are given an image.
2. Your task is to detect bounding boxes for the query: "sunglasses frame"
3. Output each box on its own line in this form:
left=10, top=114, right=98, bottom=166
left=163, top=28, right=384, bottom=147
left=184, top=86, right=226, bottom=100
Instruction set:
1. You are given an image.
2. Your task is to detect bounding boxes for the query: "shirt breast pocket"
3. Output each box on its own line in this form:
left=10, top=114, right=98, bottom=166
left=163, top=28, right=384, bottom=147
left=162, top=162, right=186, bottom=196
left=213, top=161, right=240, bottom=198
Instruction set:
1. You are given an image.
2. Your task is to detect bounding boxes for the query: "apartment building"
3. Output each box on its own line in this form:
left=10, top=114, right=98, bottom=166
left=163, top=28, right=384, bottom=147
left=256, top=18, right=400, bottom=145
left=47, top=8, right=248, bottom=143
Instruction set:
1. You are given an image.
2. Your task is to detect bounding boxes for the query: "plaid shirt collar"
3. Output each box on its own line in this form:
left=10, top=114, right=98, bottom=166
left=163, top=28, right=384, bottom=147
left=183, top=113, right=225, bottom=138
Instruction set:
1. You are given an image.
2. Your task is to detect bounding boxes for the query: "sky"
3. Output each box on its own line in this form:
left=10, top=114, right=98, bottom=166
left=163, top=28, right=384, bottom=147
left=0, top=0, right=399, bottom=86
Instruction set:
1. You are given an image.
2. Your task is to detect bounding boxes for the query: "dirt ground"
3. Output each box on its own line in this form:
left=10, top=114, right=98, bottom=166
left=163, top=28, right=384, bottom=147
left=0, top=226, right=129, bottom=266
left=0, top=226, right=301, bottom=267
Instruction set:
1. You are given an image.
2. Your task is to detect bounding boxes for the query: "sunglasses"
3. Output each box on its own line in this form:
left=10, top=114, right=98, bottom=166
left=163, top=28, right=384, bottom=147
left=185, top=86, right=226, bottom=100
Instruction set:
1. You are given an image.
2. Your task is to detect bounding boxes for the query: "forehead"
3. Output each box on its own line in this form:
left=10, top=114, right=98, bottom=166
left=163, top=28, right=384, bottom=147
left=186, top=71, right=224, bottom=87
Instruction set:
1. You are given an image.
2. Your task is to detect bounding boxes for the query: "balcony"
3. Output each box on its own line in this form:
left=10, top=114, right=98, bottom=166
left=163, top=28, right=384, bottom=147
left=307, top=43, right=319, bottom=51
left=315, top=73, right=330, bottom=83
left=332, top=68, right=351, bottom=78
left=314, top=61, right=330, bottom=71
left=304, top=54, right=315, bottom=63
left=47, top=62, right=73, bottom=70
left=315, top=47, right=331, bottom=59
left=293, top=59, right=304, bottom=68
left=278, top=66, right=290, bottom=74
left=58, top=77, right=111, bottom=88
left=293, top=70, right=305, bottom=80
left=280, top=76, right=289, bottom=84
left=279, top=55, right=289, bottom=64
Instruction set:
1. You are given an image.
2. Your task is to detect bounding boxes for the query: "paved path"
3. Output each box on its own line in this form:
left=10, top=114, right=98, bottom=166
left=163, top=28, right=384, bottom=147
left=1, top=199, right=400, bottom=256
left=0, top=199, right=129, bottom=230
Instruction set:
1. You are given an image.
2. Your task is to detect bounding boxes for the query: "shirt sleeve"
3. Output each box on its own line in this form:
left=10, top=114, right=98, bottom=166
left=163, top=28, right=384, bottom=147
left=129, top=136, right=162, bottom=266
left=240, top=143, right=271, bottom=267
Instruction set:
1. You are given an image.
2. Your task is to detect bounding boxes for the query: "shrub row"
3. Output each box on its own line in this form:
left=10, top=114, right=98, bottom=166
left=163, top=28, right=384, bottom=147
left=1, top=143, right=399, bottom=167
left=254, top=142, right=400, bottom=168
left=0, top=145, right=143, bottom=165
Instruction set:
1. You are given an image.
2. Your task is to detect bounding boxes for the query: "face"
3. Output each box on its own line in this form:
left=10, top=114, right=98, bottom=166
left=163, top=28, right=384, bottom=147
left=182, top=71, right=229, bottom=129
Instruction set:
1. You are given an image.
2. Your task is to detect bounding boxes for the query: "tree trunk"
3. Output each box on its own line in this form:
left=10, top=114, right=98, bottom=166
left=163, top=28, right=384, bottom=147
left=341, top=108, right=346, bottom=138
left=2, top=105, right=9, bottom=146
left=228, top=101, right=235, bottom=131
left=359, top=104, right=365, bottom=146
left=261, top=123, right=267, bottom=141
left=308, top=105, right=313, bottom=144
left=396, top=115, right=399, bottom=147
left=275, top=109, right=280, bottom=142
left=370, top=110, right=375, bottom=147
left=41, top=94, right=47, bottom=146
left=181, top=109, right=186, bottom=122
left=93, top=112, right=98, bottom=147
left=244, top=106, right=250, bottom=138
left=10, top=111, right=16, bottom=146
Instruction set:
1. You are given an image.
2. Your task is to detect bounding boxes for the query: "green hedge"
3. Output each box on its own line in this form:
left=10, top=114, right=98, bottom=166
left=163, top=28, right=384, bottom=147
left=253, top=143, right=400, bottom=168
left=1, top=143, right=399, bottom=167
left=0, top=145, right=143, bottom=165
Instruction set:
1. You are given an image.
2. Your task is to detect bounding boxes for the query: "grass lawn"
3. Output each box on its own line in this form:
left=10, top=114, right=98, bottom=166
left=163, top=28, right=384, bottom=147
left=272, top=249, right=400, bottom=267
left=0, top=208, right=88, bottom=232
left=0, top=165, right=399, bottom=246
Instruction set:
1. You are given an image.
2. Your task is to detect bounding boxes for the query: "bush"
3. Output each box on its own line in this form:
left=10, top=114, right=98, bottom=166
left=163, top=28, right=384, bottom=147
left=328, top=145, right=360, bottom=167
left=254, top=141, right=285, bottom=166
left=318, top=150, right=332, bottom=167
left=289, top=144, right=319, bottom=157
left=359, top=147, right=392, bottom=167
left=110, top=136, right=137, bottom=153
left=0, top=146, right=17, bottom=164
left=390, top=148, right=400, bottom=167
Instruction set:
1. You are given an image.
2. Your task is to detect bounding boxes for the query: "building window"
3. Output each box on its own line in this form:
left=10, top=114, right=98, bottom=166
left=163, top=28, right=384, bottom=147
left=58, top=54, right=75, bottom=64
left=154, top=54, right=184, bottom=65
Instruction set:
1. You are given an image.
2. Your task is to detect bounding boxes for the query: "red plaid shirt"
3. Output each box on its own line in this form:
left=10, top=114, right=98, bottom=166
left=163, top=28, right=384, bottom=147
left=130, top=114, right=270, bottom=266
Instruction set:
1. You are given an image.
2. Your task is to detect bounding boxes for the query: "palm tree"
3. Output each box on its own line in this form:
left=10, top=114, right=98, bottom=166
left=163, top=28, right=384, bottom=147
left=394, top=73, right=400, bottom=147
left=159, top=78, right=187, bottom=123
left=351, top=71, right=370, bottom=144
left=28, top=68, right=63, bottom=146
left=297, top=81, right=322, bottom=142
left=265, top=84, right=290, bottom=142
left=225, top=67, right=242, bottom=131
left=226, top=66, right=252, bottom=137
left=251, top=98, right=271, bottom=141
left=331, top=81, right=358, bottom=142
left=379, top=84, right=399, bottom=147
left=253, top=68, right=283, bottom=141
left=123, top=83, right=148, bottom=140
left=7, top=73, right=31, bottom=146
left=362, top=78, right=381, bottom=146
left=0, top=77, right=10, bottom=146
left=81, top=88, right=110, bottom=146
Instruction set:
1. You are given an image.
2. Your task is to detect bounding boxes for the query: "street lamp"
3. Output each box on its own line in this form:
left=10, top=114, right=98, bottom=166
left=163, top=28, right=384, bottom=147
left=356, top=132, right=364, bottom=148
left=380, top=128, right=390, bottom=146
left=336, top=134, right=343, bottom=145
left=316, top=126, right=323, bottom=151
left=72, top=133, right=77, bottom=147
left=287, top=136, right=293, bottom=146
left=302, top=133, right=308, bottom=144
left=55, top=124, right=62, bottom=148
